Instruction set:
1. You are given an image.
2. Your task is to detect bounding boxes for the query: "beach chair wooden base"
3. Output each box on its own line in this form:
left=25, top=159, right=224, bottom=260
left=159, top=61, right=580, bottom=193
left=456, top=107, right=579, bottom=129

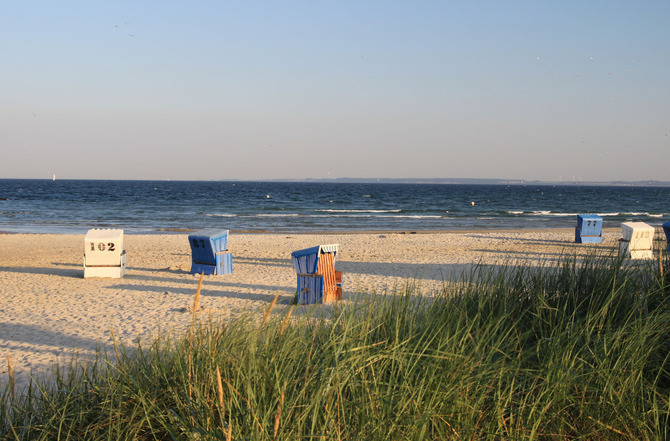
left=295, top=274, right=324, bottom=304
left=295, top=271, right=343, bottom=304
left=191, top=252, right=233, bottom=275
left=575, top=228, right=602, bottom=244
left=619, top=239, right=653, bottom=260
left=84, top=252, right=126, bottom=278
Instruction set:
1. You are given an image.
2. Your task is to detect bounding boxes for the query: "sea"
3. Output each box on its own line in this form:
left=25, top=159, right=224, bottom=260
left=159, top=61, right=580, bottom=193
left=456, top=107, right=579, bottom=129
left=0, top=179, right=668, bottom=234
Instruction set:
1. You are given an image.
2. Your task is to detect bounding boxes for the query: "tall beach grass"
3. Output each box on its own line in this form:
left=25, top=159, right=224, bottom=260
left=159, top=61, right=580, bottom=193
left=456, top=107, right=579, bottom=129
left=2, top=251, right=669, bottom=440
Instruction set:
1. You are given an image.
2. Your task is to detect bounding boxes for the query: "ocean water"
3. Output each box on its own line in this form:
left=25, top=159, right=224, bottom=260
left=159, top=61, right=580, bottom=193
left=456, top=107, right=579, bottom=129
left=0, top=179, right=668, bottom=234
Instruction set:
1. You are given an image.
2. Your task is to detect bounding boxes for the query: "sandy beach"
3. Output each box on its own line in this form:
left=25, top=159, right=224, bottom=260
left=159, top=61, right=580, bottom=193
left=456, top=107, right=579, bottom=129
left=0, top=229, right=620, bottom=391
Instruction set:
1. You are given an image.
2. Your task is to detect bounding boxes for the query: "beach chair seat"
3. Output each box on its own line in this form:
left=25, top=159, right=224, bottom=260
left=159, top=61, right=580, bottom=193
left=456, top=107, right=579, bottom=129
left=663, top=221, right=670, bottom=251
left=188, top=229, right=233, bottom=275
left=619, top=222, right=654, bottom=259
left=575, top=214, right=602, bottom=243
left=291, top=244, right=342, bottom=304
left=84, top=229, right=126, bottom=278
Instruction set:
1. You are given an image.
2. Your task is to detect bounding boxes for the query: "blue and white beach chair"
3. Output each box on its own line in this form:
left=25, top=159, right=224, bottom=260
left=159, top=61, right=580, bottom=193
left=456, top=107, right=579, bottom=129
left=575, top=214, right=603, bottom=243
left=188, top=229, right=233, bottom=275
left=291, top=244, right=342, bottom=304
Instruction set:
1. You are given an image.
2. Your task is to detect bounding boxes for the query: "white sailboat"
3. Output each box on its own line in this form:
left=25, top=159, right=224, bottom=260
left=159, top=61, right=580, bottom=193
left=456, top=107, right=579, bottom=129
left=52, top=174, right=56, bottom=181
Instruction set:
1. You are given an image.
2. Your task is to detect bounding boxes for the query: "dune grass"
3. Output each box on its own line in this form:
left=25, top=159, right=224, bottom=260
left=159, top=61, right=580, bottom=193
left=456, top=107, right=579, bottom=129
left=1, top=251, right=669, bottom=440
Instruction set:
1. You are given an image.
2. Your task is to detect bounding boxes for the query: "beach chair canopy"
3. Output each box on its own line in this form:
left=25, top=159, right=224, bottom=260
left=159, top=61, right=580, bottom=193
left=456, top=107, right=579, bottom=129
left=189, top=229, right=229, bottom=265
left=291, top=244, right=338, bottom=274
left=576, top=214, right=602, bottom=231
left=621, top=222, right=654, bottom=243
left=84, top=229, right=125, bottom=266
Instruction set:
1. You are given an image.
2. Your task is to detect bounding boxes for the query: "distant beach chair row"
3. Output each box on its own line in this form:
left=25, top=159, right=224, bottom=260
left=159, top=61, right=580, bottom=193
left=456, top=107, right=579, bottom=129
left=574, top=215, right=670, bottom=259
left=80, top=220, right=669, bottom=303
left=82, top=228, right=343, bottom=305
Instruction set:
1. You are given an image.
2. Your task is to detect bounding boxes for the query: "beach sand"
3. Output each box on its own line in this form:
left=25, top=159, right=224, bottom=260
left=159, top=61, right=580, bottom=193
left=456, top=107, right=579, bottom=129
left=0, top=229, right=620, bottom=391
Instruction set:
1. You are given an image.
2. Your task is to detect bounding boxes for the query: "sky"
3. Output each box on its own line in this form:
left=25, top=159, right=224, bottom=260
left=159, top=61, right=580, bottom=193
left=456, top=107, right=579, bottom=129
left=2, top=1, right=669, bottom=182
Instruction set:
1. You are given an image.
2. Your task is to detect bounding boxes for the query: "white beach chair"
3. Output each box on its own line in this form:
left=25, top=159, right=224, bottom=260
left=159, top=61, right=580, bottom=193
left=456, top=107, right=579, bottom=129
left=84, top=229, right=126, bottom=278
left=619, top=222, right=654, bottom=259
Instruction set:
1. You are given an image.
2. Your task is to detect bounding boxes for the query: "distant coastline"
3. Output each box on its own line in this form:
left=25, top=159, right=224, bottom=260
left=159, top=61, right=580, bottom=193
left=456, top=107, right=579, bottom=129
left=2, top=177, right=669, bottom=187
left=275, top=177, right=670, bottom=187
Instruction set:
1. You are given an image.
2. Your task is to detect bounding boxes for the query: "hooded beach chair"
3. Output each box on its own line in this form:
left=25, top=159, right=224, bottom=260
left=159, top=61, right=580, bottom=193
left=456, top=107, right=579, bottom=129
left=291, top=244, right=342, bottom=304
left=188, top=229, right=233, bottom=275
left=84, top=228, right=126, bottom=278
left=619, top=222, right=654, bottom=259
left=574, top=214, right=602, bottom=243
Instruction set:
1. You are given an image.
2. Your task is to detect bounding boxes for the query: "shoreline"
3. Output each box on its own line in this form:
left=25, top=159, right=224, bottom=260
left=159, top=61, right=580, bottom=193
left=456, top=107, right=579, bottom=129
left=1, top=230, right=621, bottom=392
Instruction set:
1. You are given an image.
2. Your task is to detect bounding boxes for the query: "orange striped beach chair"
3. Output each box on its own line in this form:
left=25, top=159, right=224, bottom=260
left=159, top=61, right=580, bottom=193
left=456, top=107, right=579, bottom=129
left=291, top=244, right=342, bottom=304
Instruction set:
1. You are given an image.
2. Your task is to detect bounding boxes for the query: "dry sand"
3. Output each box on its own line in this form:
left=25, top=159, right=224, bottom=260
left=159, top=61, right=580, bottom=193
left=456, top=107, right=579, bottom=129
left=0, top=229, right=620, bottom=391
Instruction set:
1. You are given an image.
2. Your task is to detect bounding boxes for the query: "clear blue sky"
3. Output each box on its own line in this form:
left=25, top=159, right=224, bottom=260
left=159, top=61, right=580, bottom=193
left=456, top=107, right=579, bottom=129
left=2, top=1, right=669, bottom=181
